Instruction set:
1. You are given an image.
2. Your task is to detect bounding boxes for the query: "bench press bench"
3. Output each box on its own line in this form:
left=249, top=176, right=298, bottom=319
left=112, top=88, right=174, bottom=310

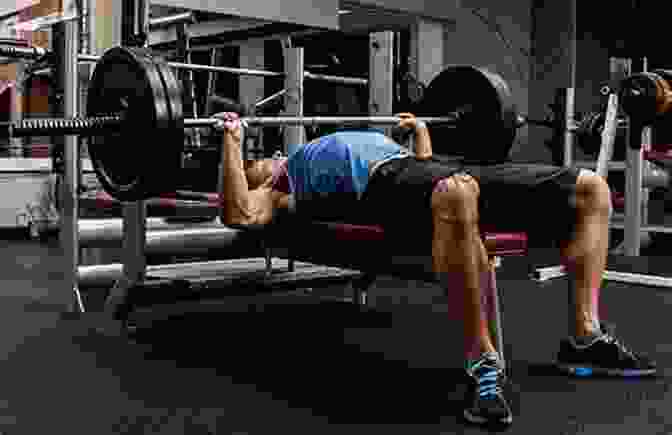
left=80, top=190, right=528, bottom=367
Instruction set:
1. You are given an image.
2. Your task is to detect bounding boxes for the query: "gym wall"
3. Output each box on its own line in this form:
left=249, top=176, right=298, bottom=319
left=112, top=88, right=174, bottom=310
left=442, top=0, right=533, bottom=161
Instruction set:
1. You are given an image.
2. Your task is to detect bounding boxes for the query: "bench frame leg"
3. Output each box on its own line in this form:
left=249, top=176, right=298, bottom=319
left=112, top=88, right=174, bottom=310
left=352, top=273, right=377, bottom=306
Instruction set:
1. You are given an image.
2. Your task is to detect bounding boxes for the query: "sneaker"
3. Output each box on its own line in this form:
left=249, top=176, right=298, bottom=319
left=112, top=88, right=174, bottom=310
left=463, top=352, right=513, bottom=426
left=556, top=323, right=657, bottom=377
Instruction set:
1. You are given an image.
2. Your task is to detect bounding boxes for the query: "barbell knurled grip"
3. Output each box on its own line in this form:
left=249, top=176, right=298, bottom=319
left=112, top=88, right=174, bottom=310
left=2, top=116, right=123, bottom=137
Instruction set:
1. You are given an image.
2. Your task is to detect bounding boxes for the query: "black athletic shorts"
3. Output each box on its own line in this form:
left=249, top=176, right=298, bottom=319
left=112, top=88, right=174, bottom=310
left=360, top=156, right=581, bottom=248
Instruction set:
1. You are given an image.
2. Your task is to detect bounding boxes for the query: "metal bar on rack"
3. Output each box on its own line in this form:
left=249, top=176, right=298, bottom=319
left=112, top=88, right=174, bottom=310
left=79, top=218, right=222, bottom=245
left=177, top=22, right=201, bottom=148
left=641, top=126, right=652, bottom=226
left=161, top=60, right=285, bottom=77
left=641, top=58, right=651, bottom=231
left=596, top=93, right=619, bottom=178
left=9, top=65, right=23, bottom=157
left=624, top=124, right=644, bottom=256
left=563, top=87, right=576, bottom=167
left=76, top=54, right=367, bottom=86
left=610, top=223, right=672, bottom=234
left=533, top=265, right=672, bottom=288
left=564, top=0, right=577, bottom=167
left=80, top=258, right=352, bottom=289
left=84, top=225, right=256, bottom=256
left=603, top=270, right=672, bottom=288
left=58, top=18, right=84, bottom=313
left=103, top=0, right=150, bottom=319
left=565, top=0, right=578, bottom=341
left=283, top=45, right=304, bottom=273
left=205, top=48, right=220, bottom=116
left=79, top=0, right=91, bottom=56
left=303, top=71, right=368, bottom=86
left=369, top=31, right=395, bottom=138
left=121, top=202, right=147, bottom=279
left=148, top=12, right=194, bottom=29
left=577, top=160, right=667, bottom=189
left=488, top=259, right=506, bottom=370
left=575, top=160, right=626, bottom=171
left=78, top=53, right=284, bottom=77
left=283, top=47, right=306, bottom=156
left=255, top=89, right=287, bottom=110
left=77, top=53, right=102, bottom=62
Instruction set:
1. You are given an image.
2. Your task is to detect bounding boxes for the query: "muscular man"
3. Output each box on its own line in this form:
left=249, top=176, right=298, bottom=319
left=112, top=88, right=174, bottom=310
left=215, top=111, right=655, bottom=427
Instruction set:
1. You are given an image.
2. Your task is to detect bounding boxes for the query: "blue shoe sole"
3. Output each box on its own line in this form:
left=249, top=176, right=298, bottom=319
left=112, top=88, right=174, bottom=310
left=556, top=363, right=657, bottom=377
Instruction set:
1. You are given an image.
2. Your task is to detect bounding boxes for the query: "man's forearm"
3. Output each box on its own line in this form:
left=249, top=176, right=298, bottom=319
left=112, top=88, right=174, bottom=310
left=414, top=122, right=433, bottom=160
left=219, top=133, right=253, bottom=224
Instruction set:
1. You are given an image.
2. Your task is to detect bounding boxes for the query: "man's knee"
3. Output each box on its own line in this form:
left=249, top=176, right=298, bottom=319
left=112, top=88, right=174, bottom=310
left=431, top=173, right=480, bottom=223
left=576, top=169, right=612, bottom=216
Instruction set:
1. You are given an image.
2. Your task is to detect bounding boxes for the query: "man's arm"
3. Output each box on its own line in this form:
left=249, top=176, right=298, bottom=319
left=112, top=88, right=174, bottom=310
left=218, top=114, right=290, bottom=226
left=413, top=121, right=433, bottom=160
left=397, top=113, right=432, bottom=160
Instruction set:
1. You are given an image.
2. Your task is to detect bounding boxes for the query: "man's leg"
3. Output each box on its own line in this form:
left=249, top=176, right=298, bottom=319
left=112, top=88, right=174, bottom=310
left=431, top=174, right=512, bottom=425
left=432, top=174, right=494, bottom=358
left=557, top=169, right=656, bottom=376
left=559, top=169, right=611, bottom=337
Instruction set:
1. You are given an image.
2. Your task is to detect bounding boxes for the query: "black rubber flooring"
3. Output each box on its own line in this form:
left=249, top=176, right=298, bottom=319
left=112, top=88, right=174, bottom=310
left=2, top=236, right=672, bottom=434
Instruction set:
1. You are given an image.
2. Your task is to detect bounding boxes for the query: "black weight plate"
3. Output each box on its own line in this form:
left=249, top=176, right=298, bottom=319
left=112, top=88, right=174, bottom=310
left=87, top=46, right=175, bottom=201
left=576, top=112, right=604, bottom=156
left=147, top=55, right=185, bottom=197
left=417, top=65, right=518, bottom=164
left=619, top=72, right=662, bottom=123
left=134, top=50, right=181, bottom=198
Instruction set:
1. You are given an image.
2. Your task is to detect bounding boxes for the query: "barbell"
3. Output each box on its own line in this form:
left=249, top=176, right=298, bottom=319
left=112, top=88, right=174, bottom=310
left=1, top=46, right=525, bottom=200
left=1, top=46, right=619, bottom=200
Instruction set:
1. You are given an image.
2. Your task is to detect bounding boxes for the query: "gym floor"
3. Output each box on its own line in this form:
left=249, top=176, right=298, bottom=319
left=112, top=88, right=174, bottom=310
left=1, top=236, right=671, bottom=434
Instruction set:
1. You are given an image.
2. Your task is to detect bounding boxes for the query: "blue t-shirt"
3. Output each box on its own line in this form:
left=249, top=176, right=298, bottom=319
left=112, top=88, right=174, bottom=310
left=287, top=129, right=405, bottom=202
